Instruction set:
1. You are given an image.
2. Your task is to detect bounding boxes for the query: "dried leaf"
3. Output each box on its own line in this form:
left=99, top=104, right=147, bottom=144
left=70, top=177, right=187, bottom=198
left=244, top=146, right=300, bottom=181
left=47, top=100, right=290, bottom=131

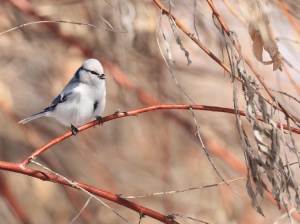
left=264, top=24, right=278, bottom=58
left=169, top=18, right=192, bottom=65
left=163, top=37, right=176, bottom=66
left=248, top=24, right=256, bottom=41
left=258, top=94, right=268, bottom=122
left=247, top=10, right=282, bottom=71
left=253, top=32, right=263, bottom=62
left=281, top=196, right=296, bottom=224
left=246, top=179, right=265, bottom=217
left=253, top=123, right=271, bottom=156
left=272, top=51, right=283, bottom=71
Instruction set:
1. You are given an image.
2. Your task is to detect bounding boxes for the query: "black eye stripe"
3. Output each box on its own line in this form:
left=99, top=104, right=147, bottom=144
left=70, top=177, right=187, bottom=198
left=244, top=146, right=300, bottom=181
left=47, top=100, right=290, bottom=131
left=90, top=71, right=98, bottom=75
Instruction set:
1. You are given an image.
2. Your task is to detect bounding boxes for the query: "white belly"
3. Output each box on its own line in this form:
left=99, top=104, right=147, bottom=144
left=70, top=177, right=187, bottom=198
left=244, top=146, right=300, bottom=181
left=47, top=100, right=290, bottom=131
left=50, top=83, right=106, bottom=126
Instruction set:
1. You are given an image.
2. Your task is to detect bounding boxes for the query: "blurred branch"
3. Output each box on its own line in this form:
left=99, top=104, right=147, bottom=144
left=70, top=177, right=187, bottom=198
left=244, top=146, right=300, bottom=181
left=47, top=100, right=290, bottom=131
left=278, top=0, right=300, bottom=34
left=21, top=104, right=300, bottom=165
left=205, top=0, right=300, bottom=124
left=282, top=62, right=300, bottom=96
left=283, top=57, right=300, bottom=75
left=0, top=171, right=30, bottom=224
left=269, top=88, right=300, bottom=105
left=221, top=0, right=247, bottom=26
left=189, top=107, right=242, bottom=197
left=0, top=161, right=179, bottom=224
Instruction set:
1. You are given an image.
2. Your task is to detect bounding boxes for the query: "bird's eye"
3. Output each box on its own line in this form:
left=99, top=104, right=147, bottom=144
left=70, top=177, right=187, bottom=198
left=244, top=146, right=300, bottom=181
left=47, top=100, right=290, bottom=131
left=90, top=71, right=98, bottom=75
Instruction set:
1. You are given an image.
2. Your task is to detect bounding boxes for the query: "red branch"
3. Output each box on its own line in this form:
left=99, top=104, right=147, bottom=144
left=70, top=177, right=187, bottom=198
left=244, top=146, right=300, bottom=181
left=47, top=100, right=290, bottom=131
left=0, top=104, right=297, bottom=223
left=0, top=161, right=178, bottom=224
left=21, top=104, right=300, bottom=165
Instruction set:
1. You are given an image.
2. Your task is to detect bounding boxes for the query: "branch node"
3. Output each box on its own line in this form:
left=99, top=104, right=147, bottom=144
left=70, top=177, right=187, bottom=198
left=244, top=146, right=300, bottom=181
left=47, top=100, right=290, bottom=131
left=114, top=107, right=120, bottom=114
left=28, top=156, right=35, bottom=163
left=139, top=213, right=146, bottom=219
left=167, top=214, right=176, bottom=221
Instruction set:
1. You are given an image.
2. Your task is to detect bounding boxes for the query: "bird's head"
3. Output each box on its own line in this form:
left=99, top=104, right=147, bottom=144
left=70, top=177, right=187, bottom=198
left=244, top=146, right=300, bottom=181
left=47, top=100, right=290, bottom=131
left=81, top=59, right=105, bottom=81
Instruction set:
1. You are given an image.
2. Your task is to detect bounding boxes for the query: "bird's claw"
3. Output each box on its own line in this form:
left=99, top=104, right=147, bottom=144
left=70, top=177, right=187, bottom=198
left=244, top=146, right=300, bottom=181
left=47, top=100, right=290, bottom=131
left=71, top=124, right=79, bottom=135
left=96, top=116, right=104, bottom=126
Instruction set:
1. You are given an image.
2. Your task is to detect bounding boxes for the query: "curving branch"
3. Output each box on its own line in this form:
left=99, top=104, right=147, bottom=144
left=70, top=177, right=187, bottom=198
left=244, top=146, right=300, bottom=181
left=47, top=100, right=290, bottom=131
left=0, top=161, right=178, bottom=224
left=1, top=104, right=299, bottom=223
left=21, top=104, right=300, bottom=165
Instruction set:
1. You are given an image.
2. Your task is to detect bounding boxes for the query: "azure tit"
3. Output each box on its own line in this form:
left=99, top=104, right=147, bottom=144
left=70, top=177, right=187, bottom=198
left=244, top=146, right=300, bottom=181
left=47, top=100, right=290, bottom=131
left=19, top=58, right=106, bottom=135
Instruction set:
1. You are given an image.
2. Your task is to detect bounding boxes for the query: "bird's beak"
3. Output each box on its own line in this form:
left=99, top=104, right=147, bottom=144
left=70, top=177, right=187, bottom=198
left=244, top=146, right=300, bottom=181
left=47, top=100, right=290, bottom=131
left=99, top=74, right=105, bottom=80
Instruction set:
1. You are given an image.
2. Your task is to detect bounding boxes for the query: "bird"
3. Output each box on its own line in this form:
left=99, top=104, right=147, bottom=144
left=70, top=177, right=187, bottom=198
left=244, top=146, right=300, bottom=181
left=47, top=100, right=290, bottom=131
left=19, top=58, right=106, bottom=136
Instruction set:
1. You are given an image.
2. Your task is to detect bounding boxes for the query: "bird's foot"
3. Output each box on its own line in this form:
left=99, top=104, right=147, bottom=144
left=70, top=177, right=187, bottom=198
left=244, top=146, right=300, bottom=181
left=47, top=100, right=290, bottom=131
left=96, top=116, right=104, bottom=126
left=71, top=124, right=79, bottom=135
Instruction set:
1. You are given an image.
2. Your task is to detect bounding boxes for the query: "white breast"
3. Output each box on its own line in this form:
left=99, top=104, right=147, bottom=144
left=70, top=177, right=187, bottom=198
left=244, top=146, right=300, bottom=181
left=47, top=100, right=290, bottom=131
left=50, top=82, right=106, bottom=126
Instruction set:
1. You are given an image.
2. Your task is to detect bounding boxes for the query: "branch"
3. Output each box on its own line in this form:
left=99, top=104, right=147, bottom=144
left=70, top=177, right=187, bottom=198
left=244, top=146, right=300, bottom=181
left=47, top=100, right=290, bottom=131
left=205, top=0, right=300, bottom=124
left=20, top=104, right=300, bottom=165
left=152, top=0, right=293, bottom=123
left=0, top=161, right=178, bottom=224
left=282, top=62, right=300, bottom=96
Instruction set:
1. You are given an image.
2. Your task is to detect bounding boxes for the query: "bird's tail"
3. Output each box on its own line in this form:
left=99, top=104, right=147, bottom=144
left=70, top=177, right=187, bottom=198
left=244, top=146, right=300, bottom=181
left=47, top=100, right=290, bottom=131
left=18, top=111, right=49, bottom=124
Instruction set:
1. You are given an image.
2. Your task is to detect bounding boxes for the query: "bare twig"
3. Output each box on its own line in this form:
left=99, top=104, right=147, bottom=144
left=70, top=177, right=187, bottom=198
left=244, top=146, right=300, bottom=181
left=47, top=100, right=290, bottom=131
left=269, top=88, right=300, bottom=105
left=189, top=107, right=242, bottom=197
left=0, top=20, right=125, bottom=37
left=282, top=62, right=300, bottom=96
left=30, top=160, right=130, bottom=224
left=69, top=196, right=92, bottom=224
left=169, top=213, right=209, bottom=224
left=124, top=161, right=299, bottom=199
left=93, top=0, right=115, bottom=30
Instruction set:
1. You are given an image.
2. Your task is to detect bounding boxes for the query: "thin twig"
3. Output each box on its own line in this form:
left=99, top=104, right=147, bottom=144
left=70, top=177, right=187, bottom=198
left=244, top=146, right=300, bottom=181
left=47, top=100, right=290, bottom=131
left=269, top=88, right=300, bottom=104
left=156, top=9, right=196, bottom=104
left=193, top=0, right=201, bottom=42
left=189, top=107, right=242, bottom=197
left=282, top=57, right=300, bottom=75
left=124, top=161, right=299, bottom=199
left=0, top=20, right=125, bottom=37
left=93, top=0, right=115, bottom=30
left=30, top=160, right=130, bottom=224
left=282, top=62, right=300, bottom=96
left=170, top=213, right=209, bottom=224
left=69, top=196, right=93, bottom=224
left=273, top=208, right=296, bottom=224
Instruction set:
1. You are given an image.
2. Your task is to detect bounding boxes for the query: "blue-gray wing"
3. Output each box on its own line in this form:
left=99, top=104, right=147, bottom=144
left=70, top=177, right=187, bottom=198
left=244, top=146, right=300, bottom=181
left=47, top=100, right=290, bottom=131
left=44, top=91, right=73, bottom=112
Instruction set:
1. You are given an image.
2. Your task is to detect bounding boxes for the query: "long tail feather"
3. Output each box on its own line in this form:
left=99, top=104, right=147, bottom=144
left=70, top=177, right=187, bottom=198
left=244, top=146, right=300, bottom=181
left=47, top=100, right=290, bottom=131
left=18, top=111, right=49, bottom=124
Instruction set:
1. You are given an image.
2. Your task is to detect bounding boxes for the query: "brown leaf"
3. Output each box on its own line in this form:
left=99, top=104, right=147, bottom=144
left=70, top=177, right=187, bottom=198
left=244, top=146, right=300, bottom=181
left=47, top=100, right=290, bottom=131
left=248, top=24, right=256, bottom=41
left=272, top=51, right=283, bottom=71
left=253, top=32, right=263, bottom=62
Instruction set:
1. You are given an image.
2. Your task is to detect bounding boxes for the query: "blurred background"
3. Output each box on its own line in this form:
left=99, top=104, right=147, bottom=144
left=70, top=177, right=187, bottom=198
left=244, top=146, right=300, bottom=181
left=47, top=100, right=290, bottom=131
left=0, top=0, right=300, bottom=223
